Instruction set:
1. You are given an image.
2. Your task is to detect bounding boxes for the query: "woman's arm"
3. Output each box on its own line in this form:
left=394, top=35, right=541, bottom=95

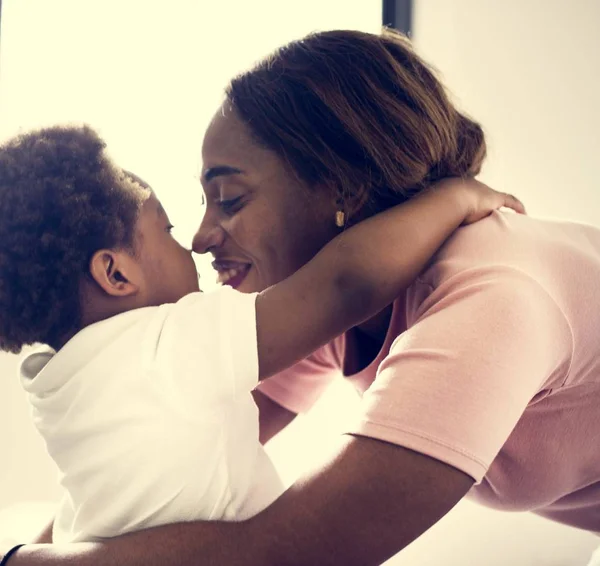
left=6, top=436, right=473, bottom=566
left=255, top=179, right=523, bottom=379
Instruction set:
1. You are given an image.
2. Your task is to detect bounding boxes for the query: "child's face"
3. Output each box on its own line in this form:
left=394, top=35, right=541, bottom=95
left=135, top=193, right=200, bottom=305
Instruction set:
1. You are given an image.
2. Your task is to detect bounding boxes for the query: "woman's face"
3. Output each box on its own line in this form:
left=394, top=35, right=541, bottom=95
left=193, top=104, right=339, bottom=293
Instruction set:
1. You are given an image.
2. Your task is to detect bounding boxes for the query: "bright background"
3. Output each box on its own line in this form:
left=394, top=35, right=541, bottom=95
left=1, top=1, right=599, bottom=564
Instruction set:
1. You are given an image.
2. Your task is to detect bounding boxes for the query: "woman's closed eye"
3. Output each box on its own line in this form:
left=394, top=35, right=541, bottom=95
left=218, top=195, right=244, bottom=215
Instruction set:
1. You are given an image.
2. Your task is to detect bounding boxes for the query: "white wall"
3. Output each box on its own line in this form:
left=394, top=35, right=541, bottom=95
left=1, top=0, right=599, bottom=564
left=412, top=0, right=600, bottom=225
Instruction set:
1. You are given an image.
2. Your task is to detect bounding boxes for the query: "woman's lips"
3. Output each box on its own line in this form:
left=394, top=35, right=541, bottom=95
left=216, top=264, right=251, bottom=289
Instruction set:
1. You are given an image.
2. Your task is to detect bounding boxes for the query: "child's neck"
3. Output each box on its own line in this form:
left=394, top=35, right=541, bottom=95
left=342, top=303, right=394, bottom=376
left=55, top=299, right=142, bottom=351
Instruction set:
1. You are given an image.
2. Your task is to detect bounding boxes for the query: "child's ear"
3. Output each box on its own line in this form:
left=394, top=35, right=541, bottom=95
left=88, top=249, right=141, bottom=297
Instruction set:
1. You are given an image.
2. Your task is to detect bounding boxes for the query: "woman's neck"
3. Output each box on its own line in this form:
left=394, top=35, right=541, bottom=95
left=343, top=303, right=394, bottom=376
left=355, top=303, right=394, bottom=343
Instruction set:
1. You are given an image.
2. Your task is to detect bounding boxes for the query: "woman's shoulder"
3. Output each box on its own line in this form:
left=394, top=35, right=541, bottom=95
left=400, top=212, right=575, bottom=329
left=416, top=211, right=554, bottom=289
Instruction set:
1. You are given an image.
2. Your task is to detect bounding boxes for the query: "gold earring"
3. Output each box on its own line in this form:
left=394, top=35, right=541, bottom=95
left=335, top=210, right=345, bottom=228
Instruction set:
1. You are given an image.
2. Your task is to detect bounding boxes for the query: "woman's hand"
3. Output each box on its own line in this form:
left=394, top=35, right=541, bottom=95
left=432, top=177, right=526, bottom=225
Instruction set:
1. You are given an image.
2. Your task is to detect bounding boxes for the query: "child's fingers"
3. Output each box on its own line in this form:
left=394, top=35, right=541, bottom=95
left=503, top=192, right=527, bottom=215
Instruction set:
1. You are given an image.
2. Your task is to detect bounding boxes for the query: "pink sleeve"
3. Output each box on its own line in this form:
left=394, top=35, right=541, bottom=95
left=347, top=268, right=573, bottom=482
left=256, top=337, right=344, bottom=414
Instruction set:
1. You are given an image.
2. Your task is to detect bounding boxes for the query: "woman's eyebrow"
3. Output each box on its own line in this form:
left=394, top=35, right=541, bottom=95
left=203, top=165, right=244, bottom=183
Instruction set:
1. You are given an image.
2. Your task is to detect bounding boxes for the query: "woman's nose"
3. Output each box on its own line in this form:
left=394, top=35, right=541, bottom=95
left=192, top=216, right=225, bottom=254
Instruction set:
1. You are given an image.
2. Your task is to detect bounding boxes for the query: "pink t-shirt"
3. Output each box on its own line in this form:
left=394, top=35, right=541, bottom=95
left=258, top=211, right=600, bottom=533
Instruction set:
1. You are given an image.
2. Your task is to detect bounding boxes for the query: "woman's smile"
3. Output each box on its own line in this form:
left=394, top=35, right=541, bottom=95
left=213, top=260, right=252, bottom=289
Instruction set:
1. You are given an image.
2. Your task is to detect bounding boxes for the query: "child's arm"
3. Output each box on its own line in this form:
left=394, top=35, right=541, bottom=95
left=256, top=178, right=524, bottom=380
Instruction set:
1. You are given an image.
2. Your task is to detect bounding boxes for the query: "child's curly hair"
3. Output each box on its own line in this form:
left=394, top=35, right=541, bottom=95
left=0, top=125, right=149, bottom=353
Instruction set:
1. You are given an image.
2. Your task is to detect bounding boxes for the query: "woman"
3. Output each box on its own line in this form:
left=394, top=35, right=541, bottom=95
left=6, top=28, right=600, bottom=566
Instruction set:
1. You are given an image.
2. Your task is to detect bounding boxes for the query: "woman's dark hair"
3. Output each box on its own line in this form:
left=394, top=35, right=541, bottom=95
left=227, top=28, right=486, bottom=219
left=0, top=125, right=148, bottom=353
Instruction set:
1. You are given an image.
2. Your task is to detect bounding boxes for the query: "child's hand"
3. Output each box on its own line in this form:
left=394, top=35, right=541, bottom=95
left=463, top=178, right=525, bottom=224
left=433, top=177, right=526, bottom=225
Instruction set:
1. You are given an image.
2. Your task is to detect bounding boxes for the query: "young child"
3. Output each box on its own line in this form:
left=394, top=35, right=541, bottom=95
left=0, top=125, right=523, bottom=544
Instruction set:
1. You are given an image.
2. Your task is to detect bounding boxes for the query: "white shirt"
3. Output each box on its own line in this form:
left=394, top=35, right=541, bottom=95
left=20, top=288, right=284, bottom=543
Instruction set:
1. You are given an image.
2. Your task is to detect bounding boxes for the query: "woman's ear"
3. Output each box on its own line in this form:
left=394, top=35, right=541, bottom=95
left=88, top=249, right=141, bottom=297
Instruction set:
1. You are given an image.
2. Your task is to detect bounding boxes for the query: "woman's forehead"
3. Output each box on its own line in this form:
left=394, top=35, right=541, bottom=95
left=203, top=107, right=251, bottom=154
left=201, top=107, right=274, bottom=175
